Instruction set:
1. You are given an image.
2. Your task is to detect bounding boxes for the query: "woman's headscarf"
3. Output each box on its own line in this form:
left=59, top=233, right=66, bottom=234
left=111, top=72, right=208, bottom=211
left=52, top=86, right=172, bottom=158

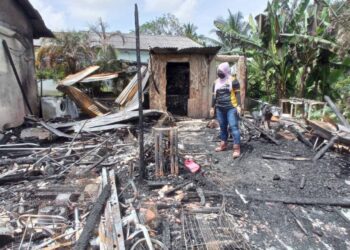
left=216, top=62, right=231, bottom=84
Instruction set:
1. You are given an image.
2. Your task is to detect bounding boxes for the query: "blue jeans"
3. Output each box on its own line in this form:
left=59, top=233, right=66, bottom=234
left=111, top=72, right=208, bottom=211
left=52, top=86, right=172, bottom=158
left=216, top=107, right=241, bottom=144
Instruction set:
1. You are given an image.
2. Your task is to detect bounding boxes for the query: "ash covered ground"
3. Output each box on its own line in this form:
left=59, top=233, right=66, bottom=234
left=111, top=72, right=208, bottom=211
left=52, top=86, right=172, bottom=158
left=174, top=119, right=350, bottom=249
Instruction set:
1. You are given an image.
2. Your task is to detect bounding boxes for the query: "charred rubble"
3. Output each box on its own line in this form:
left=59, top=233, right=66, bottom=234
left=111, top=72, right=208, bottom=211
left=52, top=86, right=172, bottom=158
left=0, top=94, right=349, bottom=249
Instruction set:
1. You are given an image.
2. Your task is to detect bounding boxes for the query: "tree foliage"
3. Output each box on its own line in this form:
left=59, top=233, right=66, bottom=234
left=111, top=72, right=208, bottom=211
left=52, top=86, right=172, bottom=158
left=139, top=14, right=208, bottom=45
left=214, top=0, right=350, bottom=117
left=35, top=18, right=124, bottom=79
left=140, top=13, right=184, bottom=36
left=36, top=32, right=95, bottom=76
left=89, top=18, right=123, bottom=72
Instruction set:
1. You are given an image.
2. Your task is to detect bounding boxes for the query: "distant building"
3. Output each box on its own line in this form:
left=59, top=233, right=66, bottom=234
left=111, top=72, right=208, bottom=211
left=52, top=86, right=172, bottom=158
left=91, top=33, right=203, bottom=63
left=35, top=33, right=203, bottom=63
left=0, top=0, right=54, bottom=129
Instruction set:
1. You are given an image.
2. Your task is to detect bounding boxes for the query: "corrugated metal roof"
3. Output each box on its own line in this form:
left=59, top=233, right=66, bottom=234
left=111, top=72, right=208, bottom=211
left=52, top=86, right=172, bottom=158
left=87, top=33, right=202, bottom=50
left=14, top=0, right=54, bottom=38
left=35, top=33, right=205, bottom=51
left=150, top=46, right=221, bottom=55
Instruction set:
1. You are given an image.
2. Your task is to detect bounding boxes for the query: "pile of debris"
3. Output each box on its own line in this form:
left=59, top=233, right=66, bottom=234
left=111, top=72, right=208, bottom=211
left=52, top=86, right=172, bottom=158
left=0, top=91, right=349, bottom=249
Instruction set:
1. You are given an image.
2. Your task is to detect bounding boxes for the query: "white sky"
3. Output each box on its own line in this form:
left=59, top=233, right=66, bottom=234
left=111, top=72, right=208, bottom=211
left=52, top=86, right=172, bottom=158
left=29, top=0, right=269, bottom=37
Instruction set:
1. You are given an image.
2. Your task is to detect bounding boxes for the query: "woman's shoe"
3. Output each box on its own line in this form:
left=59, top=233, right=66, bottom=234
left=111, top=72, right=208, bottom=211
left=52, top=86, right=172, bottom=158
left=233, top=144, right=240, bottom=158
left=215, top=141, right=227, bottom=152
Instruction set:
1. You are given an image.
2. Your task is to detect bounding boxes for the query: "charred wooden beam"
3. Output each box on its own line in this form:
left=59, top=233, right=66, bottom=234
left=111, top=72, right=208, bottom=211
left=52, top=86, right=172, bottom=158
left=147, top=181, right=171, bottom=189
left=262, top=154, right=311, bottom=161
left=74, top=184, right=111, bottom=250
left=135, top=4, right=145, bottom=179
left=202, top=190, right=350, bottom=207
left=287, top=125, right=313, bottom=148
left=83, top=153, right=110, bottom=174
left=312, top=135, right=338, bottom=162
left=299, top=175, right=306, bottom=189
left=242, top=117, right=280, bottom=145
left=0, top=171, right=43, bottom=185
left=0, top=157, right=37, bottom=166
left=164, top=181, right=192, bottom=196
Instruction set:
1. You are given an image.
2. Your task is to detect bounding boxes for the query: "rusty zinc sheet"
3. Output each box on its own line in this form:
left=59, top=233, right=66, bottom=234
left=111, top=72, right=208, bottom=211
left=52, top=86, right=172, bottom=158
left=56, top=85, right=108, bottom=117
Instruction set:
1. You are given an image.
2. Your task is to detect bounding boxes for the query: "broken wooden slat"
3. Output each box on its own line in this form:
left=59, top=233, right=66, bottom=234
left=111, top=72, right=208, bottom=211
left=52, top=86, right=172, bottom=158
left=312, top=135, right=338, bottom=162
left=288, top=207, right=309, bottom=236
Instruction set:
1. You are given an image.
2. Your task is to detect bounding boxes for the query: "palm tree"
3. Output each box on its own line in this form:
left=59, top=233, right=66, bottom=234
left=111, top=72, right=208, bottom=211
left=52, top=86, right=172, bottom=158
left=212, top=10, right=250, bottom=52
left=183, top=23, right=198, bottom=40
left=36, top=32, right=95, bottom=75
left=182, top=23, right=208, bottom=46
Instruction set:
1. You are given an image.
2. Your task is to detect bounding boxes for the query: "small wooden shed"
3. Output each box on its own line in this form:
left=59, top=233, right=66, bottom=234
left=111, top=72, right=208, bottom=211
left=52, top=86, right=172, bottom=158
left=148, top=47, right=247, bottom=118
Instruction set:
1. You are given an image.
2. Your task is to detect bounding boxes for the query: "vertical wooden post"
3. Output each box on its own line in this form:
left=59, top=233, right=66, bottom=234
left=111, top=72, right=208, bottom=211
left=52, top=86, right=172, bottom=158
left=154, top=130, right=159, bottom=177
left=169, top=128, right=175, bottom=175
left=134, top=4, right=145, bottom=178
left=174, top=127, right=179, bottom=175
left=237, top=56, right=247, bottom=111
left=159, top=132, right=164, bottom=176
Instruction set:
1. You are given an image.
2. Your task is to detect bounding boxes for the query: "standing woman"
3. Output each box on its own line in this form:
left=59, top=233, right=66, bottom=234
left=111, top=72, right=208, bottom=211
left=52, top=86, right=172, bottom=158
left=210, top=62, right=241, bottom=158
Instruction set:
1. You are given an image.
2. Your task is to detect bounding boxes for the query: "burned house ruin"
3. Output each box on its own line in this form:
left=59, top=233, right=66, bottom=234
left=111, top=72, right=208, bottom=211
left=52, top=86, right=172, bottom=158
left=0, top=0, right=54, bottom=130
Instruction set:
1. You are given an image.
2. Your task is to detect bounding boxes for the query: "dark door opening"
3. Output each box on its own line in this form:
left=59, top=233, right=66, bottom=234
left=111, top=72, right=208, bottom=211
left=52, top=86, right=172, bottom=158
left=166, top=62, right=190, bottom=116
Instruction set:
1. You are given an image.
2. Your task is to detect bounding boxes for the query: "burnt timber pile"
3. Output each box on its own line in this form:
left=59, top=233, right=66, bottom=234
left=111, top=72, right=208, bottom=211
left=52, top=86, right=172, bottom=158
left=0, top=95, right=349, bottom=249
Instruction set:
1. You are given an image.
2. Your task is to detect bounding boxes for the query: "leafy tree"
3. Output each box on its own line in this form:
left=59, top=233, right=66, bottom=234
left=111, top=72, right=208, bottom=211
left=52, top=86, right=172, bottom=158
left=140, top=13, right=184, bottom=36
left=214, top=0, right=346, bottom=101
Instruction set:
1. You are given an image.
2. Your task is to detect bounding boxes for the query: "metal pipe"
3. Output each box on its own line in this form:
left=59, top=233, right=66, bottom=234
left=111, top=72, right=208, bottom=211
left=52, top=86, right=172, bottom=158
left=135, top=4, right=145, bottom=178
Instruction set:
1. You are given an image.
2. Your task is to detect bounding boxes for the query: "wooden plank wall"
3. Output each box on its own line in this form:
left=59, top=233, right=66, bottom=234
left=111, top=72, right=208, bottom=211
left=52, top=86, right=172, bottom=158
left=149, top=54, right=212, bottom=118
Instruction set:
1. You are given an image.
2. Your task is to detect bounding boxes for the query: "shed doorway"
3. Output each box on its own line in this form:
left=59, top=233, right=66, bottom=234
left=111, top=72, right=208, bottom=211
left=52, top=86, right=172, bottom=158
left=166, top=62, right=190, bottom=116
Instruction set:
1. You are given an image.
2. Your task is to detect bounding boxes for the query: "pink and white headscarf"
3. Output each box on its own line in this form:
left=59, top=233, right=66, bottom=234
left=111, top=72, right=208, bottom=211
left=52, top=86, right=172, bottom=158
left=215, top=62, right=232, bottom=92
